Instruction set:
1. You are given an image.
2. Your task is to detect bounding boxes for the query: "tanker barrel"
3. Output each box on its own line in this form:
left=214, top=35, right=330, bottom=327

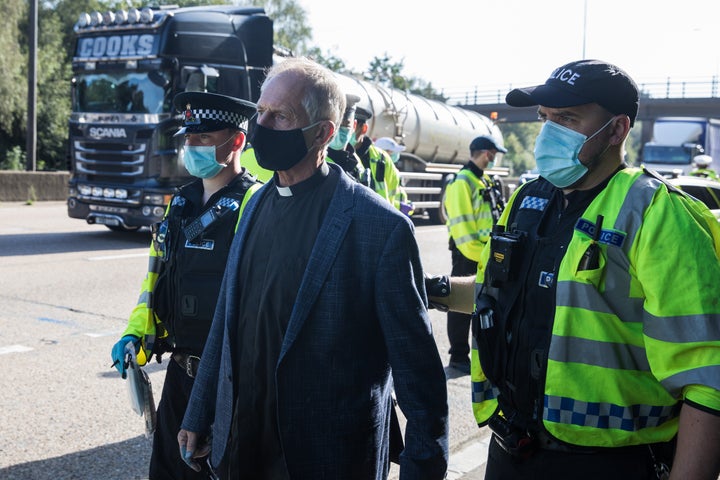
left=331, top=72, right=504, bottom=166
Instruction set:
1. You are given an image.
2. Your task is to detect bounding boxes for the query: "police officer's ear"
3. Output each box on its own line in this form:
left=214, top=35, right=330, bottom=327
left=608, top=115, right=631, bottom=145
left=231, top=131, right=246, bottom=152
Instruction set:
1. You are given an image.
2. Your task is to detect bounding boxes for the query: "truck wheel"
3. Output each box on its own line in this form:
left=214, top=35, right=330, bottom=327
left=105, top=224, right=141, bottom=233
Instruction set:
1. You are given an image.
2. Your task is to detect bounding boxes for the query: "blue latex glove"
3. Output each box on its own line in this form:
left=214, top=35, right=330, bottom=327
left=400, top=201, right=414, bottom=217
left=111, top=334, right=140, bottom=378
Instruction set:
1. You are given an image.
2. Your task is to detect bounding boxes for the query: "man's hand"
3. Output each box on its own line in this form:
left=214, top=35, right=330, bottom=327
left=110, top=335, right=140, bottom=378
left=177, top=429, right=211, bottom=472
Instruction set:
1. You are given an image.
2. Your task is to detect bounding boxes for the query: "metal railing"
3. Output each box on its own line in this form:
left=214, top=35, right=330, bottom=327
left=443, top=76, right=720, bottom=106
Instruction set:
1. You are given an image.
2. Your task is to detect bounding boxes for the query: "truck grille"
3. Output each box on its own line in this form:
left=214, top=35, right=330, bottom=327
left=74, top=140, right=146, bottom=177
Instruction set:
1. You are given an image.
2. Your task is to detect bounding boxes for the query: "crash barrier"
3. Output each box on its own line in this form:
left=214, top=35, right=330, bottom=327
left=0, top=170, right=523, bottom=205
left=0, top=171, right=69, bottom=202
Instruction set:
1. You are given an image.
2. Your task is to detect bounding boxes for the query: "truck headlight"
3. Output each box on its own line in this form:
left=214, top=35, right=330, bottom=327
left=143, top=194, right=164, bottom=205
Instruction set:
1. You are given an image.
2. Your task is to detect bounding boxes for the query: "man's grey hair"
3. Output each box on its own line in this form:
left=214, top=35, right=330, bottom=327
left=262, top=57, right=345, bottom=126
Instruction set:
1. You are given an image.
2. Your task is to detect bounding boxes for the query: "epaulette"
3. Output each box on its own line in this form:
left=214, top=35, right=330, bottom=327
left=642, top=167, right=684, bottom=195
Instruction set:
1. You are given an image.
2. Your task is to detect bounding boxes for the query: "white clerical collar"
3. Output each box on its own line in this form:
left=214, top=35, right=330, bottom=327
left=274, top=162, right=330, bottom=197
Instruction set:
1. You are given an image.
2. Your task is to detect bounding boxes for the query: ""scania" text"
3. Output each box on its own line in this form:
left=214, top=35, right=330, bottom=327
left=89, top=127, right=128, bottom=139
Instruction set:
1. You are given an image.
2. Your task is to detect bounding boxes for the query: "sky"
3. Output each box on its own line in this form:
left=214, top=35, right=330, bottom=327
left=301, top=0, right=720, bottom=99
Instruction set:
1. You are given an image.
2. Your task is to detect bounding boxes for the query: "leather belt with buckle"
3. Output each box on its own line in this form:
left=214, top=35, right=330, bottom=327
left=173, top=352, right=201, bottom=378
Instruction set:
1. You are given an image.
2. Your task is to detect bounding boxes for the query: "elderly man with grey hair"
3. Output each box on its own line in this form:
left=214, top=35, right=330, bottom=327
left=178, top=57, right=449, bottom=480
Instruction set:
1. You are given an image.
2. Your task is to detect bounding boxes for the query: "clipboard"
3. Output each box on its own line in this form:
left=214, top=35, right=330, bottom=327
left=125, top=340, right=157, bottom=438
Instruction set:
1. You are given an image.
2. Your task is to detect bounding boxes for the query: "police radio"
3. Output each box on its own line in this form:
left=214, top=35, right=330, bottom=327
left=183, top=199, right=239, bottom=242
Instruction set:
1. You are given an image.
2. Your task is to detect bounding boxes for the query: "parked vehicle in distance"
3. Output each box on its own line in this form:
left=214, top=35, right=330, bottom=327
left=518, top=168, right=539, bottom=185
left=641, top=117, right=720, bottom=176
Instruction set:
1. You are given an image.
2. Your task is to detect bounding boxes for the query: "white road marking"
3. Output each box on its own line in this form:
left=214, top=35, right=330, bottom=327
left=0, top=345, right=34, bottom=355
left=417, top=226, right=448, bottom=234
left=87, top=253, right=147, bottom=261
left=84, top=331, right=123, bottom=338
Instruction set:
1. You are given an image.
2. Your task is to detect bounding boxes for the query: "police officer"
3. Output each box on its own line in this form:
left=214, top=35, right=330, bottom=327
left=374, top=136, right=415, bottom=216
left=374, top=136, right=406, bottom=165
left=430, top=60, right=720, bottom=479
left=352, top=107, right=410, bottom=214
left=326, top=93, right=366, bottom=182
left=442, top=135, right=506, bottom=374
left=110, top=91, right=259, bottom=480
left=690, top=154, right=719, bottom=181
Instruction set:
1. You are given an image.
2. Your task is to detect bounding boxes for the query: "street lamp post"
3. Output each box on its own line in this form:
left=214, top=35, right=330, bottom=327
left=582, top=0, right=588, bottom=59
left=26, top=0, right=38, bottom=171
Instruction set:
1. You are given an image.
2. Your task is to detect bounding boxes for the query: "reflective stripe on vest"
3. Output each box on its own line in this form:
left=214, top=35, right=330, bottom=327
left=545, top=169, right=678, bottom=446
left=445, top=169, right=494, bottom=260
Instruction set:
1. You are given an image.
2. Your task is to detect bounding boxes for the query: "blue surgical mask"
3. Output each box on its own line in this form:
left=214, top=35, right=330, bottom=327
left=182, top=134, right=234, bottom=179
left=533, top=118, right=614, bottom=188
left=389, top=152, right=400, bottom=163
left=329, top=126, right=352, bottom=150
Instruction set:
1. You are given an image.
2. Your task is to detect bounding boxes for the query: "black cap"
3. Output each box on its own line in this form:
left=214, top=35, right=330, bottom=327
left=173, top=91, right=256, bottom=136
left=506, top=59, right=639, bottom=126
left=354, top=106, right=373, bottom=122
left=470, top=135, right=507, bottom=153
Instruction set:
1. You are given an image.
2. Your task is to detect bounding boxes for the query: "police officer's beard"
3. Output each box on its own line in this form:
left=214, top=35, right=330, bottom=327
left=566, top=141, right=612, bottom=189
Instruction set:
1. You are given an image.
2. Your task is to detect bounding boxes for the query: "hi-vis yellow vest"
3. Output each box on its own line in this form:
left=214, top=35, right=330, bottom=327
left=472, top=168, right=720, bottom=447
left=444, top=168, right=494, bottom=262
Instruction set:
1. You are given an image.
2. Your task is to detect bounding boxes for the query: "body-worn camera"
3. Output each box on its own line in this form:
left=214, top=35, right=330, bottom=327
left=486, top=226, right=524, bottom=287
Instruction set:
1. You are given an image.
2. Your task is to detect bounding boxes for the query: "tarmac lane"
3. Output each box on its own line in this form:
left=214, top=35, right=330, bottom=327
left=0, top=202, right=491, bottom=479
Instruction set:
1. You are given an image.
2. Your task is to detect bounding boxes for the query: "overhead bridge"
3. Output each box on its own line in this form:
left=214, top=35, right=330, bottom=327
left=446, top=77, right=720, bottom=124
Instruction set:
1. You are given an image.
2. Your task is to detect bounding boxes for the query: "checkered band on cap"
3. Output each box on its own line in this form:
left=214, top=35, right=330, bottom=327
left=186, top=107, right=249, bottom=128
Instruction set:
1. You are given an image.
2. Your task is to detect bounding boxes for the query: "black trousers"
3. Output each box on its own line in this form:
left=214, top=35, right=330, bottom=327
left=447, top=247, right=478, bottom=360
left=485, top=435, right=660, bottom=480
left=149, top=359, right=216, bottom=480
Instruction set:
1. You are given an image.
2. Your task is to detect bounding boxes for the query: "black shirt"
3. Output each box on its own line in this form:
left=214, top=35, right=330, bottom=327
left=227, top=162, right=338, bottom=479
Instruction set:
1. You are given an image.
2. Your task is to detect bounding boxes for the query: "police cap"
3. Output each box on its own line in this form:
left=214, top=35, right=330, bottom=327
left=354, top=106, right=373, bottom=122
left=470, top=135, right=507, bottom=153
left=173, top=91, right=256, bottom=136
left=506, top=59, right=639, bottom=127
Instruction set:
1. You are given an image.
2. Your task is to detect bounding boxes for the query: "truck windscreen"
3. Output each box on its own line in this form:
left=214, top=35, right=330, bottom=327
left=74, top=71, right=170, bottom=114
left=642, top=145, right=692, bottom=165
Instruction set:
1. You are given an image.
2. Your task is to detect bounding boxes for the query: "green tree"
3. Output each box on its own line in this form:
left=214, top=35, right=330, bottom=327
left=240, top=0, right=312, bottom=54
left=50, top=0, right=115, bottom=60
left=0, top=0, right=27, bottom=160
left=626, top=120, right=642, bottom=166
left=34, top=8, right=73, bottom=169
left=364, top=53, right=446, bottom=100
left=497, top=122, right=541, bottom=176
left=305, top=46, right=347, bottom=73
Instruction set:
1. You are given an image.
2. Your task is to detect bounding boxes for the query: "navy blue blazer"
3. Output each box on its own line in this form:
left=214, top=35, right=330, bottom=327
left=182, top=163, right=449, bottom=479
